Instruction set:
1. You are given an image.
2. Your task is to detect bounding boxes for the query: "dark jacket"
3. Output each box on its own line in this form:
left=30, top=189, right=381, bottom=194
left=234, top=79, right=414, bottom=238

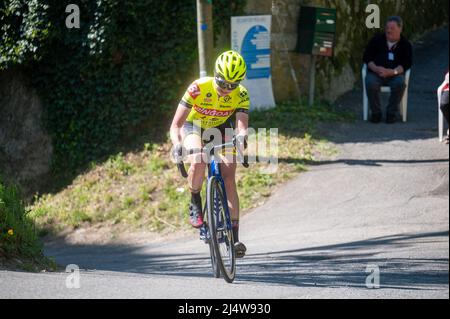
left=363, top=33, right=413, bottom=71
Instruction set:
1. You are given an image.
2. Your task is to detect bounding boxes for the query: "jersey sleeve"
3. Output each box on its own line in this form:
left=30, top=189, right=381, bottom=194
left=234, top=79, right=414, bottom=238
left=180, top=81, right=201, bottom=109
left=236, top=86, right=250, bottom=114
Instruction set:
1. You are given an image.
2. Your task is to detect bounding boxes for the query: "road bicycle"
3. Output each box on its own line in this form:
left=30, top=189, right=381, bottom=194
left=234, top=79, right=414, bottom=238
left=176, top=138, right=248, bottom=283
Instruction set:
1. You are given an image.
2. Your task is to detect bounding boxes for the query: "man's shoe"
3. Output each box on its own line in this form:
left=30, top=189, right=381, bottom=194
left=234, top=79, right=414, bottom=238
left=386, top=114, right=397, bottom=124
left=234, top=241, right=247, bottom=258
left=188, top=203, right=204, bottom=228
left=370, top=113, right=382, bottom=123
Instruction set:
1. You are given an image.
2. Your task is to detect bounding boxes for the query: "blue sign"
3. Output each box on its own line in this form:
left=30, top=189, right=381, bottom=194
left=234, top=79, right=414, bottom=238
left=241, top=25, right=271, bottom=79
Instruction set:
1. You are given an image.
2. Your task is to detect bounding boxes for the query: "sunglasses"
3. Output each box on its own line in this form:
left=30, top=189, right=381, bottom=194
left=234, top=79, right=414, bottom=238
left=215, top=76, right=240, bottom=91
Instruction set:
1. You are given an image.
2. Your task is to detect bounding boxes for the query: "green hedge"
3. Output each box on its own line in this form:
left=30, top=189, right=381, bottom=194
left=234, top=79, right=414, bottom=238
left=0, top=0, right=246, bottom=171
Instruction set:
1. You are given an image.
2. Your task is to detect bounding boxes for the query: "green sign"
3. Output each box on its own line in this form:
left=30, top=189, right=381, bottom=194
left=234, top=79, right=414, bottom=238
left=297, top=6, right=337, bottom=57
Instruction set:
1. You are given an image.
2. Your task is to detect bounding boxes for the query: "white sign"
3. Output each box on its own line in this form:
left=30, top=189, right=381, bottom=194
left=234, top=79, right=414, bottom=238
left=232, top=15, right=276, bottom=110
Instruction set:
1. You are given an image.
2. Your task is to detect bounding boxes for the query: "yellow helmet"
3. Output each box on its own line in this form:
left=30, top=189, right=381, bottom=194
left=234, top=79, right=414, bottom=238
left=214, top=50, right=247, bottom=82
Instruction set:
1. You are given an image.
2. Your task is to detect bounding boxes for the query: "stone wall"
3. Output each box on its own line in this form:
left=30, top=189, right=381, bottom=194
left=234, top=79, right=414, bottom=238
left=0, top=69, right=53, bottom=196
left=244, top=0, right=449, bottom=103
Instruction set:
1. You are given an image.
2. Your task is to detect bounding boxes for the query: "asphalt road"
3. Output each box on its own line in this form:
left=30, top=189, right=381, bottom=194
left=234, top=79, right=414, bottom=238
left=1, top=28, right=448, bottom=299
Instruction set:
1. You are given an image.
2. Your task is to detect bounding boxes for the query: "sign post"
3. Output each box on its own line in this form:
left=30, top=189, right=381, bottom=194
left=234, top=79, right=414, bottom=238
left=309, top=55, right=316, bottom=107
left=197, top=0, right=213, bottom=78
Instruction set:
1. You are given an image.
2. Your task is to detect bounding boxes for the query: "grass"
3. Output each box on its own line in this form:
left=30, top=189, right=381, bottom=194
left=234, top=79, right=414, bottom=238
left=29, top=101, right=354, bottom=240
left=0, top=178, right=57, bottom=271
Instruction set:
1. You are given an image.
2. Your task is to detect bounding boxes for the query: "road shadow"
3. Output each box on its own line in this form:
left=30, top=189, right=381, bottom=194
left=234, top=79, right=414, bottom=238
left=278, top=157, right=449, bottom=168
left=43, top=230, right=449, bottom=290
left=237, top=231, right=449, bottom=290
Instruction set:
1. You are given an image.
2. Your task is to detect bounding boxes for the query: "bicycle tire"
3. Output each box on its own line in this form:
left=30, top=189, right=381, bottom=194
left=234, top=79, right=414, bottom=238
left=207, top=176, right=236, bottom=283
left=203, top=220, right=220, bottom=278
left=208, top=234, right=220, bottom=278
left=204, top=203, right=220, bottom=279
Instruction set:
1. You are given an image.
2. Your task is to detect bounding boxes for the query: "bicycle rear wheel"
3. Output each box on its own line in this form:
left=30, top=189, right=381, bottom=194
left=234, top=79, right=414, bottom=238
left=207, top=176, right=236, bottom=283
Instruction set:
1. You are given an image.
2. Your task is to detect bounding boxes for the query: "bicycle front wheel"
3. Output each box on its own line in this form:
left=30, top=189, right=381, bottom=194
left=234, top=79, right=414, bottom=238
left=203, top=221, right=220, bottom=278
left=208, top=233, right=220, bottom=278
left=207, top=176, right=236, bottom=283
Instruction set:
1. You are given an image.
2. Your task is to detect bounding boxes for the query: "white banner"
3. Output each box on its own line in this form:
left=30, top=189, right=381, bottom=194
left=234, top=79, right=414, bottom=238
left=231, top=15, right=276, bottom=110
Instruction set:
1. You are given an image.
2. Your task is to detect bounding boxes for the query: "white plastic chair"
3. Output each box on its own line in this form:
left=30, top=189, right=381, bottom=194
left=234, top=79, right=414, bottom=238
left=362, top=64, right=411, bottom=122
left=437, top=81, right=447, bottom=142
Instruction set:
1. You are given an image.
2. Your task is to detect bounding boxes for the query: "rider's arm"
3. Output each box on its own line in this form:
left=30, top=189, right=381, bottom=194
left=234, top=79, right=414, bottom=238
left=235, top=86, right=250, bottom=145
left=235, top=112, right=249, bottom=154
left=170, top=104, right=191, bottom=146
left=235, top=112, right=249, bottom=138
left=171, top=81, right=199, bottom=146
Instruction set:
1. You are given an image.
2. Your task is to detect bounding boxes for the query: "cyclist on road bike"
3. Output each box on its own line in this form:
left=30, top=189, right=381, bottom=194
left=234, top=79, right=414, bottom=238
left=170, top=50, right=250, bottom=258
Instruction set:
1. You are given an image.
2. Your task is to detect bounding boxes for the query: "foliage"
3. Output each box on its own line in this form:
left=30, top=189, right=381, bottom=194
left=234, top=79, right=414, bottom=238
left=250, top=100, right=355, bottom=136
left=0, top=0, right=246, bottom=172
left=0, top=0, right=50, bottom=66
left=0, top=178, right=55, bottom=271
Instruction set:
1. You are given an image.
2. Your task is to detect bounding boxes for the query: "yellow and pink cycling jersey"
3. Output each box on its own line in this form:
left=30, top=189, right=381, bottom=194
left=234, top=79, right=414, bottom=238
left=180, top=77, right=250, bottom=129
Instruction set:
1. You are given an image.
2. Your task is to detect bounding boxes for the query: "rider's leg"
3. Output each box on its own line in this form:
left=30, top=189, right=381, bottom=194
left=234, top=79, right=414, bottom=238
left=218, top=133, right=247, bottom=257
left=220, top=154, right=239, bottom=220
left=220, top=153, right=241, bottom=243
left=221, top=157, right=246, bottom=258
left=183, top=132, right=206, bottom=227
left=184, top=133, right=206, bottom=193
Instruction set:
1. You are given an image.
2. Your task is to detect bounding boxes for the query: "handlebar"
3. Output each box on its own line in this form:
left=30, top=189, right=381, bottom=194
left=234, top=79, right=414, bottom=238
left=176, top=139, right=249, bottom=179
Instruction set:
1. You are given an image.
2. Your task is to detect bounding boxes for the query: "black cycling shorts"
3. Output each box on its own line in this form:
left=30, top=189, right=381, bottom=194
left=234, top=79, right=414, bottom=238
left=183, top=120, right=235, bottom=144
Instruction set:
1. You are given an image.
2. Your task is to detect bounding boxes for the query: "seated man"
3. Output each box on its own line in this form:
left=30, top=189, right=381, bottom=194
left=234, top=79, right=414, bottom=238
left=363, top=16, right=413, bottom=124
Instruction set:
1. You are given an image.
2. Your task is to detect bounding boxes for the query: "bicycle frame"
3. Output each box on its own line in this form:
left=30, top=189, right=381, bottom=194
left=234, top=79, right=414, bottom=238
left=208, top=156, right=232, bottom=234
